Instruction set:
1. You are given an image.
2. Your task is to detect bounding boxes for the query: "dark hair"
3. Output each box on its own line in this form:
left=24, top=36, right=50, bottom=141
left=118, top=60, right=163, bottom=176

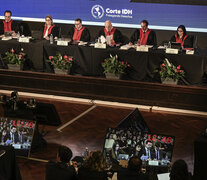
left=141, top=20, right=149, bottom=27
left=58, top=145, right=73, bottom=163
left=45, top=15, right=53, bottom=25
left=170, top=159, right=189, bottom=180
left=176, top=25, right=187, bottom=40
left=75, top=18, right=82, bottom=23
left=145, top=140, right=152, bottom=145
left=4, top=10, right=12, bottom=16
left=128, top=156, right=142, bottom=171
left=84, top=150, right=106, bottom=171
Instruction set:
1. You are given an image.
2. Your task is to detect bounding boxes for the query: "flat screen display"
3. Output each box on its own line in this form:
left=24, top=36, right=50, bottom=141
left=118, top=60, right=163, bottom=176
left=0, top=117, right=36, bottom=157
left=103, top=128, right=175, bottom=167
left=0, top=0, right=207, bottom=32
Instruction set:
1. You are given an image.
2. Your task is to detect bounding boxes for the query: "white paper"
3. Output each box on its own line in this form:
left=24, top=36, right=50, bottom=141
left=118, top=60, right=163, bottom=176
left=157, top=173, right=170, bottom=180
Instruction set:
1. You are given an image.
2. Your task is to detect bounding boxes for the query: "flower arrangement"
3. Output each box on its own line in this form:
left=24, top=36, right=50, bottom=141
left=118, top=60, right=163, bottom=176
left=157, top=58, right=185, bottom=81
left=3, top=48, right=26, bottom=65
left=48, top=52, right=73, bottom=70
left=102, top=54, right=130, bottom=75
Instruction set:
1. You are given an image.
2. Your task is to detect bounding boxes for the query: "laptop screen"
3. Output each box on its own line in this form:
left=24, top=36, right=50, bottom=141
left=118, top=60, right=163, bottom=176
left=0, top=117, right=36, bottom=157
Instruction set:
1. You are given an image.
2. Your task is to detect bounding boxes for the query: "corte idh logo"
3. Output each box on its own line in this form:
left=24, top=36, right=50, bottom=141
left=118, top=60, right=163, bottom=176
left=91, top=5, right=132, bottom=19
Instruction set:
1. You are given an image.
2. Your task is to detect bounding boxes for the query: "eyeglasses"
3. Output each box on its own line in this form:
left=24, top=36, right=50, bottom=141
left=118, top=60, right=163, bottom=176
left=46, top=19, right=51, bottom=21
left=177, top=30, right=183, bottom=33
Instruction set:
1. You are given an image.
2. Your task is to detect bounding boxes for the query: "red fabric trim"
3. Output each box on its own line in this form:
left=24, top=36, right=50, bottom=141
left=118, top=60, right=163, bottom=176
left=175, top=34, right=188, bottom=46
left=139, top=29, right=151, bottom=45
left=3, top=19, right=13, bottom=32
left=104, top=27, right=116, bottom=45
left=43, top=25, right=55, bottom=38
left=73, top=26, right=85, bottom=41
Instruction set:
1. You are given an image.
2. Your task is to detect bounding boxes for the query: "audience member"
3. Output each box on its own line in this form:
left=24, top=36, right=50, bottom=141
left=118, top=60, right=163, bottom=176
left=0, top=10, right=19, bottom=36
left=77, top=150, right=107, bottom=180
left=169, top=159, right=192, bottom=180
left=68, top=18, right=90, bottom=42
left=117, top=156, right=149, bottom=180
left=129, top=20, right=157, bottom=46
left=170, top=25, right=193, bottom=48
left=98, top=20, right=124, bottom=45
left=45, top=145, right=77, bottom=180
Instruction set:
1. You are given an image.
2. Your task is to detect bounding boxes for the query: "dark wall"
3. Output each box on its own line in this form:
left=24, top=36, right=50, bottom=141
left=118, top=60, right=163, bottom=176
left=27, top=21, right=207, bottom=49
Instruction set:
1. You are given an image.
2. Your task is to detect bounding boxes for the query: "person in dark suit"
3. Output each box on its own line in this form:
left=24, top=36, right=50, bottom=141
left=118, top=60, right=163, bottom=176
left=139, top=140, right=155, bottom=160
left=45, top=145, right=77, bottom=180
left=129, top=20, right=157, bottom=46
left=0, top=10, right=19, bottom=36
left=170, top=25, right=193, bottom=48
left=97, top=20, right=124, bottom=45
left=68, top=18, right=90, bottom=42
left=9, top=126, right=20, bottom=144
left=117, top=156, right=149, bottom=180
left=41, top=15, right=59, bottom=40
left=77, top=150, right=108, bottom=180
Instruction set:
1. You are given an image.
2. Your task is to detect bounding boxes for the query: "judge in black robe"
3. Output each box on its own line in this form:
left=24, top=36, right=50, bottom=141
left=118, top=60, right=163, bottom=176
left=68, top=18, right=90, bottom=42
left=0, top=10, right=19, bottom=35
left=97, top=20, right=124, bottom=45
left=129, top=20, right=156, bottom=46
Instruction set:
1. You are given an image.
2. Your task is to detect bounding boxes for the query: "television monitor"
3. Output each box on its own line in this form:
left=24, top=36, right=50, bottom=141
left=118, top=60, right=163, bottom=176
left=103, top=128, right=175, bottom=168
left=0, top=117, right=36, bottom=157
left=117, top=108, right=150, bottom=132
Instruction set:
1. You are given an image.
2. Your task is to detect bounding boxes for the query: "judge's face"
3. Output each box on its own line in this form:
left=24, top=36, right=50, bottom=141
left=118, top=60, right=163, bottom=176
left=75, top=21, right=82, bottom=29
left=141, top=22, right=147, bottom=31
left=177, top=28, right=184, bottom=37
left=4, top=12, right=11, bottom=22
left=45, top=18, right=52, bottom=26
left=105, top=21, right=112, bottom=32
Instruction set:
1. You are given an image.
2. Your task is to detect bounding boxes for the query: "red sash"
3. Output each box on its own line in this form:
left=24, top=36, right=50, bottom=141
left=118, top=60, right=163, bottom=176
left=3, top=19, right=13, bottom=32
left=104, top=27, right=116, bottom=45
left=43, top=25, right=55, bottom=38
left=139, top=29, right=151, bottom=45
left=175, top=34, right=188, bottom=46
left=73, top=26, right=85, bottom=41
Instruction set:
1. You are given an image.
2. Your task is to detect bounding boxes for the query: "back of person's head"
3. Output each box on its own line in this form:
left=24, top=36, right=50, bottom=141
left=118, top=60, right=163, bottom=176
left=170, top=159, right=189, bottom=180
left=58, top=145, right=73, bottom=163
left=128, top=156, right=142, bottom=171
left=84, top=150, right=106, bottom=172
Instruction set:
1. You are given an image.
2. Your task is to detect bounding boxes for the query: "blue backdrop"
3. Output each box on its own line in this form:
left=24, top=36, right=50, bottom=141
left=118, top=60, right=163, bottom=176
left=0, top=0, right=207, bottom=32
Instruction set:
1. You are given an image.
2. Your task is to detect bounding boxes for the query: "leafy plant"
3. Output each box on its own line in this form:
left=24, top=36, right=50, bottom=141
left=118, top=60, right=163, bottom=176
left=102, top=54, right=130, bottom=75
left=157, top=58, right=185, bottom=81
left=48, top=52, right=73, bottom=70
left=3, top=48, right=26, bottom=65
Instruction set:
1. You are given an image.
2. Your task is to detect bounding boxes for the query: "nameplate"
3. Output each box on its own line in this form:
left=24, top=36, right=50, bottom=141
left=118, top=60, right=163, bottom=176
left=57, top=40, right=68, bottom=46
left=94, top=43, right=106, bottom=49
left=148, top=160, right=159, bottom=166
left=136, top=46, right=149, bottom=52
left=186, top=50, right=194, bottom=55
left=18, top=37, right=30, bottom=43
left=1, top=36, right=12, bottom=41
left=166, top=48, right=178, bottom=54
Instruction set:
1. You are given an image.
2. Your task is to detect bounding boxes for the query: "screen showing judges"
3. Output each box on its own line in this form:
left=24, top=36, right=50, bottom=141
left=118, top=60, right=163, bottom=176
left=0, top=0, right=207, bottom=32
left=103, top=128, right=175, bottom=167
left=0, top=117, right=36, bottom=157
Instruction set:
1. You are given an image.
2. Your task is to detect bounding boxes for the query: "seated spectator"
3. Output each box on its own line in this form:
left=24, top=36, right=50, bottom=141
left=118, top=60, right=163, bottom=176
left=45, top=145, right=77, bottom=180
left=170, top=159, right=192, bottom=180
left=77, top=150, right=108, bottom=180
left=117, top=156, right=149, bottom=180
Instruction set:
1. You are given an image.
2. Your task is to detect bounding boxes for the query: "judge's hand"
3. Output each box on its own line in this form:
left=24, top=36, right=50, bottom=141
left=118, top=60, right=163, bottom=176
left=129, top=42, right=133, bottom=46
left=111, top=39, right=115, bottom=45
left=12, top=32, right=16, bottom=37
left=45, top=36, right=50, bottom=40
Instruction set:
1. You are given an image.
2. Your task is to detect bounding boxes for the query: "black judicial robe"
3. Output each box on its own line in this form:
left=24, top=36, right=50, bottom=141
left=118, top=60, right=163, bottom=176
left=129, top=29, right=157, bottom=46
left=0, top=20, right=19, bottom=34
left=170, top=35, right=194, bottom=48
left=40, top=25, right=59, bottom=39
left=68, top=27, right=91, bottom=42
left=98, top=28, right=124, bottom=44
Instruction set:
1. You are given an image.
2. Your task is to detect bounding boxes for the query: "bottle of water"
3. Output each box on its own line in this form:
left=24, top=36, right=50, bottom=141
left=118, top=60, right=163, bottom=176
left=168, top=41, right=171, bottom=48
left=50, top=34, right=53, bottom=44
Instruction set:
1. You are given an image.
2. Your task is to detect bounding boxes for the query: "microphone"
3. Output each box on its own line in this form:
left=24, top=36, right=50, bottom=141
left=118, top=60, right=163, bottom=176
left=0, top=150, right=6, bottom=157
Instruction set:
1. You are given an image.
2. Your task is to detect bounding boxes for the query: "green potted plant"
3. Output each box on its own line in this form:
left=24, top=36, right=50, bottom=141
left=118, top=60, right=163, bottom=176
left=48, top=51, right=73, bottom=75
left=3, top=48, right=26, bottom=70
left=102, top=54, right=130, bottom=79
left=156, top=58, right=185, bottom=84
